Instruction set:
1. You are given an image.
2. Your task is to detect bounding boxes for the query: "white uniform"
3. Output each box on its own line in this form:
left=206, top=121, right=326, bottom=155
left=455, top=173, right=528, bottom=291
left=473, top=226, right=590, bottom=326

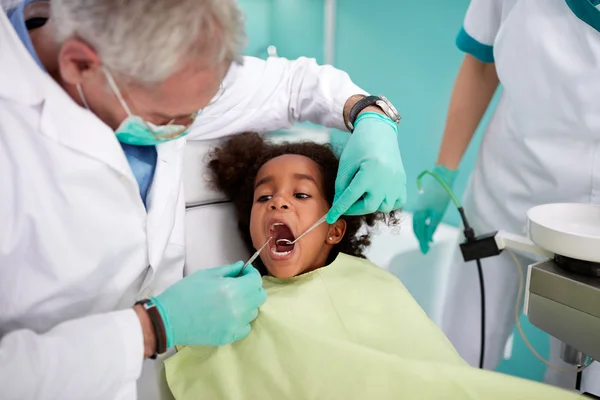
left=0, top=10, right=366, bottom=400
left=441, top=0, right=600, bottom=394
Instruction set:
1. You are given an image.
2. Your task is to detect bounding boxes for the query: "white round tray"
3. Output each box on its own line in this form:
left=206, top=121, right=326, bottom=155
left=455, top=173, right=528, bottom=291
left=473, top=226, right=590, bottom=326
left=528, top=203, right=600, bottom=263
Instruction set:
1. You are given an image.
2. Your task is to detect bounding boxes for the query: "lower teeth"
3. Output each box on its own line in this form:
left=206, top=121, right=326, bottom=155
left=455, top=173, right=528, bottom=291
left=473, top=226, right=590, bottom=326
left=271, top=245, right=292, bottom=256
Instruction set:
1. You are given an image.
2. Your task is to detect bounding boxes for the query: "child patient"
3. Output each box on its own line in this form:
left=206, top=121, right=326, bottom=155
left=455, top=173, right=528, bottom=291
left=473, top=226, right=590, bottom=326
left=164, top=133, right=579, bottom=400
left=208, top=131, right=399, bottom=279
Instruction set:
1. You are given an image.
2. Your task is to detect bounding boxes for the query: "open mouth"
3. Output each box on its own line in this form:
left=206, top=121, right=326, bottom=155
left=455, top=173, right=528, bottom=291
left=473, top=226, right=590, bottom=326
left=269, top=222, right=296, bottom=258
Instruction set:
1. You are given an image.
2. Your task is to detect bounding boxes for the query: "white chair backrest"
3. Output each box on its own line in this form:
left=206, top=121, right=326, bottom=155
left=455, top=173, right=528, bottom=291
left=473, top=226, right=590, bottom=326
left=183, top=139, right=250, bottom=275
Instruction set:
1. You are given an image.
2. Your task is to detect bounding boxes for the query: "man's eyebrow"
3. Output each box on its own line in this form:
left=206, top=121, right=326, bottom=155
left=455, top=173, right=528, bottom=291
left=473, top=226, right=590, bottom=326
left=254, top=176, right=273, bottom=189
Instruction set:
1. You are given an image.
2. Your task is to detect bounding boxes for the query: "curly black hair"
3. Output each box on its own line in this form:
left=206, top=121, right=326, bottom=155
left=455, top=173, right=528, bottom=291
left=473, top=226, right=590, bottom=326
left=207, top=132, right=399, bottom=275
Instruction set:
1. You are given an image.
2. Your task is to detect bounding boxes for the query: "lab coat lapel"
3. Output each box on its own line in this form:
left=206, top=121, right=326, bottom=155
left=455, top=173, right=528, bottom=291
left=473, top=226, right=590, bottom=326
left=0, top=12, right=41, bottom=104
left=39, top=85, right=138, bottom=187
left=0, top=12, right=137, bottom=187
left=146, top=139, right=186, bottom=268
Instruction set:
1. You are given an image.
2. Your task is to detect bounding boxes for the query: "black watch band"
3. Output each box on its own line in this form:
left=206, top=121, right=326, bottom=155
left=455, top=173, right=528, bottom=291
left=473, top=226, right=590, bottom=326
left=345, top=95, right=401, bottom=133
left=135, top=299, right=168, bottom=359
left=346, top=95, right=380, bottom=132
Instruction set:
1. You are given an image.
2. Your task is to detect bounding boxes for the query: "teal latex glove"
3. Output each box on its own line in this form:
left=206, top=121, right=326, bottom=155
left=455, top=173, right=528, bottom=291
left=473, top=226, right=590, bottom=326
left=151, top=262, right=267, bottom=348
left=327, top=112, right=407, bottom=223
left=412, top=165, right=458, bottom=254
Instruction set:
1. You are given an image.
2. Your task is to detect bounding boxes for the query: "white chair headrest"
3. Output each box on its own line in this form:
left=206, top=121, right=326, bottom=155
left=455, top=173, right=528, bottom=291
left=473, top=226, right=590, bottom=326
left=183, top=139, right=229, bottom=207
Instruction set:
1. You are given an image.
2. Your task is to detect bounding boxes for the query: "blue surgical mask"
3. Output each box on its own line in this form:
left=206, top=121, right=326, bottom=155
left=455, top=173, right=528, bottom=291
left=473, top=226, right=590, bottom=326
left=76, top=68, right=196, bottom=146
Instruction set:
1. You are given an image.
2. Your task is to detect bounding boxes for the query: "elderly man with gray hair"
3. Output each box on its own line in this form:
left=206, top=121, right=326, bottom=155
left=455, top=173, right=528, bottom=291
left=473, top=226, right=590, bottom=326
left=0, top=0, right=406, bottom=399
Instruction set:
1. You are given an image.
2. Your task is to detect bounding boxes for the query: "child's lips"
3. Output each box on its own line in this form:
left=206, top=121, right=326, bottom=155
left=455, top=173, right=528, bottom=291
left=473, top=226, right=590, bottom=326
left=265, top=219, right=297, bottom=262
left=267, top=243, right=296, bottom=261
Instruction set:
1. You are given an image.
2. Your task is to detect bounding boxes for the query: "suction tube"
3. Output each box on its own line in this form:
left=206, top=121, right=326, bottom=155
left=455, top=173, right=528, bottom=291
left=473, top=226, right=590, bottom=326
left=416, top=170, right=485, bottom=369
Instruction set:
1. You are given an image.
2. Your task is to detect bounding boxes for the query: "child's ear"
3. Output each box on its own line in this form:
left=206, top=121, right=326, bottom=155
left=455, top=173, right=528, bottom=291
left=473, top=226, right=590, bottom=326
left=326, top=219, right=346, bottom=245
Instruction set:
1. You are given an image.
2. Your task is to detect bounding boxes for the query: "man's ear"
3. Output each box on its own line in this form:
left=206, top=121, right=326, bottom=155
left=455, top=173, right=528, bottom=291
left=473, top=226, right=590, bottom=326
left=57, top=38, right=102, bottom=85
left=326, top=219, right=346, bottom=245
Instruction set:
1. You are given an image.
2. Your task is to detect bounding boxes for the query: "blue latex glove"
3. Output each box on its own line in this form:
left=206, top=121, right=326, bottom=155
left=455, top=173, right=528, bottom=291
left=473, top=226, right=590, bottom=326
left=412, top=165, right=458, bottom=254
left=327, top=112, right=407, bottom=223
left=151, top=262, right=267, bottom=347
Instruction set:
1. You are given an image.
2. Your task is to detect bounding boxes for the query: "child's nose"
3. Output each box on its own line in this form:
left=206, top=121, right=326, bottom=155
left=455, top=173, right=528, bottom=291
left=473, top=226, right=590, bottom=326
left=270, top=195, right=289, bottom=210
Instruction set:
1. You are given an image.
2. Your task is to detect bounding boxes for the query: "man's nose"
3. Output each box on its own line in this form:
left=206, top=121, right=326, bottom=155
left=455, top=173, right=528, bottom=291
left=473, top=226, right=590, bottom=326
left=270, top=195, right=289, bottom=210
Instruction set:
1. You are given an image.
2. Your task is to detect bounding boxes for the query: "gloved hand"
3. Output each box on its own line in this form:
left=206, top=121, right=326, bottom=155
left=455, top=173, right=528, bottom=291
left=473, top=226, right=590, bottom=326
left=327, top=112, right=407, bottom=223
left=151, top=261, right=267, bottom=348
left=412, top=165, right=458, bottom=254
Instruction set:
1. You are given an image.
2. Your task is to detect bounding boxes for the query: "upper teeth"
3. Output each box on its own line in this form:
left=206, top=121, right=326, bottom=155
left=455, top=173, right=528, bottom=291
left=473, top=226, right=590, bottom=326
left=271, top=222, right=284, bottom=229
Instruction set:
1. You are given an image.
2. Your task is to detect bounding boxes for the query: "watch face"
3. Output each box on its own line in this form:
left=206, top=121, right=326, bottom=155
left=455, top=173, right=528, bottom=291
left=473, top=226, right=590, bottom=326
left=380, top=96, right=400, bottom=120
left=376, top=99, right=400, bottom=123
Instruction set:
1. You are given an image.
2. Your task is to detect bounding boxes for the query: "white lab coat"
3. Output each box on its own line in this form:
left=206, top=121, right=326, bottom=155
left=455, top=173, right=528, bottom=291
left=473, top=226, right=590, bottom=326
left=0, top=10, right=366, bottom=400
left=441, top=0, right=600, bottom=394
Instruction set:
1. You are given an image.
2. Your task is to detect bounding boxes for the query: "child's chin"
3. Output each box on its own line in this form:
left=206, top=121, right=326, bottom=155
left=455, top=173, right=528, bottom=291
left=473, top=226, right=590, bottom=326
left=267, top=264, right=303, bottom=279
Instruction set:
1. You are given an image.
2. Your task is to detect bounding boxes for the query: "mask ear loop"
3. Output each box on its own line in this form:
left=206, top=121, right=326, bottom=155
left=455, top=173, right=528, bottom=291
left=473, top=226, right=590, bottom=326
left=102, top=67, right=134, bottom=116
left=102, top=67, right=161, bottom=140
left=76, top=83, right=90, bottom=110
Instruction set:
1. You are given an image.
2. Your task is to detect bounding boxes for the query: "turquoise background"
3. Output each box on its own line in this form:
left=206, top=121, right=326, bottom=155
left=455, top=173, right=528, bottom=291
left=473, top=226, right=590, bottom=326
left=238, top=0, right=550, bottom=382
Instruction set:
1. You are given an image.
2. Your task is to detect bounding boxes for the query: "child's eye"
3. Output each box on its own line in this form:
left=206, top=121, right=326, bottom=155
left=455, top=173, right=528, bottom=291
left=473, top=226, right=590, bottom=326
left=294, top=193, right=310, bottom=199
left=257, top=195, right=272, bottom=203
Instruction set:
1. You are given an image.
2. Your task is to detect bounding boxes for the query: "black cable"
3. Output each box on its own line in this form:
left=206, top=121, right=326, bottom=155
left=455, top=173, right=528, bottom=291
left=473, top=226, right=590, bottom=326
left=476, top=258, right=486, bottom=369
left=458, top=208, right=475, bottom=241
left=419, top=171, right=489, bottom=369
left=576, top=370, right=583, bottom=391
left=457, top=207, right=486, bottom=369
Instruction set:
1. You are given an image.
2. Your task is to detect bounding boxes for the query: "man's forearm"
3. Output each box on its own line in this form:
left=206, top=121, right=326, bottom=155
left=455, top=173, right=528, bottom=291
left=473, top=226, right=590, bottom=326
left=134, top=305, right=157, bottom=358
left=437, top=54, right=499, bottom=170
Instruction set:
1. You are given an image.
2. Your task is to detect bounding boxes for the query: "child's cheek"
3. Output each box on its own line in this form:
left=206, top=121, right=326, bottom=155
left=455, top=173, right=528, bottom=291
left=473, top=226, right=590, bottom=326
left=248, top=208, right=262, bottom=248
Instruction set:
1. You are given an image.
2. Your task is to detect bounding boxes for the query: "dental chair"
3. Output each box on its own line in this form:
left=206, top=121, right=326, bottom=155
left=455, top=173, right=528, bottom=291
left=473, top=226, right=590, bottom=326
left=183, top=139, right=251, bottom=275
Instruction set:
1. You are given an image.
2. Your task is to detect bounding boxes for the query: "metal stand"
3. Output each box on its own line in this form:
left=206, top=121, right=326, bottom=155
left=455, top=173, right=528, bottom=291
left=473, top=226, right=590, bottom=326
left=555, top=254, right=600, bottom=278
left=525, top=260, right=600, bottom=362
left=561, top=343, right=587, bottom=366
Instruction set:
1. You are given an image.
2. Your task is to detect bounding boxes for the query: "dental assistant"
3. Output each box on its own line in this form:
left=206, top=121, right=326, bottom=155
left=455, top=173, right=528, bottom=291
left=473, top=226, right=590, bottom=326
left=412, top=0, right=600, bottom=394
left=0, top=1, right=406, bottom=399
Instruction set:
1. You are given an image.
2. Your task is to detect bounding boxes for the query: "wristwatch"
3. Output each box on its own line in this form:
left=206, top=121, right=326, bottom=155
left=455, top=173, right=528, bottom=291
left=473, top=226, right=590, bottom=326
left=135, top=299, right=168, bottom=359
left=345, top=95, right=401, bottom=132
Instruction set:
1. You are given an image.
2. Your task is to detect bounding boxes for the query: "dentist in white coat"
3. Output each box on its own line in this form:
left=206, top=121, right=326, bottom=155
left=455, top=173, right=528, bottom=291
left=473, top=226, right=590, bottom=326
left=0, top=0, right=407, bottom=399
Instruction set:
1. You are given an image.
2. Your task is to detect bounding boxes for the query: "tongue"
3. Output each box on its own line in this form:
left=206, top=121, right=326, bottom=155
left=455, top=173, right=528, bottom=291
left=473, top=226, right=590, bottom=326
left=275, top=241, right=294, bottom=253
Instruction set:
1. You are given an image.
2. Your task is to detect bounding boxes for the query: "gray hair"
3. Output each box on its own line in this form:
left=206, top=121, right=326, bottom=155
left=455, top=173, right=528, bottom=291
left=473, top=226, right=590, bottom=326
left=51, top=0, right=246, bottom=85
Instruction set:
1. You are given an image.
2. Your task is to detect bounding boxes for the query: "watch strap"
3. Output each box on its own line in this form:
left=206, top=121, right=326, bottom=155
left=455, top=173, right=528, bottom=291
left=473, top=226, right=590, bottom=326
left=346, top=95, right=381, bottom=132
left=135, top=299, right=168, bottom=358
